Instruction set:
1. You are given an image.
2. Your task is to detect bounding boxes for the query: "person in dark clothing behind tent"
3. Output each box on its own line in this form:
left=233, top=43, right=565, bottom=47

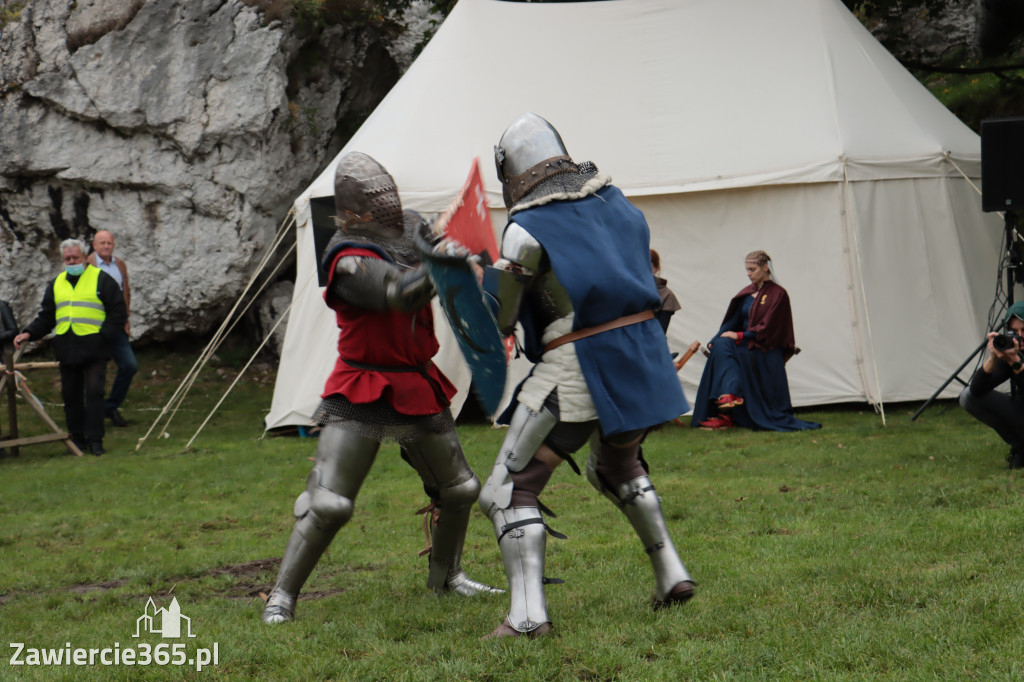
left=13, top=239, right=126, bottom=455
left=0, top=300, right=17, bottom=458
left=959, top=301, right=1024, bottom=469
left=691, top=250, right=820, bottom=432
left=651, top=248, right=681, bottom=334
left=0, top=301, right=16, bottom=346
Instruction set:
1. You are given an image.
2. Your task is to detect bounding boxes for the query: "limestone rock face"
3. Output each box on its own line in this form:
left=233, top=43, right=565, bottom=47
left=255, top=279, right=292, bottom=359
left=0, top=0, right=398, bottom=341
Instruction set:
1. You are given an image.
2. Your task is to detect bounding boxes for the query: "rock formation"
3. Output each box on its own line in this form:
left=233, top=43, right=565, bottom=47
left=0, top=0, right=400, bottom=342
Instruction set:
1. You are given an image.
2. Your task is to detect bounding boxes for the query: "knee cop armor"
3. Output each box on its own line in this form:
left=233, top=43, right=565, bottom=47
left=262, top=426, right=379, bottom=624
left=478, top=403, right=558, bottom=519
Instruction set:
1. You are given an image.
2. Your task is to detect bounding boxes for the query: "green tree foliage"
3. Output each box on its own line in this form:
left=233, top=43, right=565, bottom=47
left=844, top=0, right=1024, bottom=129
left=282, top=0, right=457, bottom=29
left=241, top=0, right=453, bottom=33
left=376, top=0, right=458, bottom=15
left=258, top=0, right=1022, bottom=131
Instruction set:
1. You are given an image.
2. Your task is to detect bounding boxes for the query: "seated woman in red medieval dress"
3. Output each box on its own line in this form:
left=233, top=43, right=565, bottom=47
left=691, top=250, right=820, bottom=432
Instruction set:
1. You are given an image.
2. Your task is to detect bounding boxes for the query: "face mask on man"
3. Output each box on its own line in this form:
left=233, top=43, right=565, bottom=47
left=65, top=264, right=85, bottom=277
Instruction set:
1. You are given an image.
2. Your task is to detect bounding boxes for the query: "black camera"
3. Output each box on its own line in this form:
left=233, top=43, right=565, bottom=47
left=993, top=330, right=1022, bottom=351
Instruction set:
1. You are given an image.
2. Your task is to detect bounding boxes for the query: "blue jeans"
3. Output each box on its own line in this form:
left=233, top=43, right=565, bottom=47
left=106, top=330, right=138, bottom=411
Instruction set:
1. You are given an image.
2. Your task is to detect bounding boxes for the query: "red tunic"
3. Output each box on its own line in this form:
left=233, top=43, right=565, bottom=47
left=320, top=248, right=456, bottom=415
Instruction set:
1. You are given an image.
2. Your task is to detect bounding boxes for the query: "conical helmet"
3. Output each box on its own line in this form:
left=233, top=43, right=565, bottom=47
left=494, top=113, right=577, bottom=209
left=333, top=152, right=404, bottom=240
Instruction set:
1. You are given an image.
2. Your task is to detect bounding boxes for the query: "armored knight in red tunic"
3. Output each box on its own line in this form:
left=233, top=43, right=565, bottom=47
left=262, top=153, right=501, bottom=624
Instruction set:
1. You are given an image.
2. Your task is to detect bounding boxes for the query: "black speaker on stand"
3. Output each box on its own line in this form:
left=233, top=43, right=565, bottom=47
left=911, top=117, right=1024, bottom=419
left=982, top=116, right=1024, bottom=212
left=981, top=116, right=1024, bottom=301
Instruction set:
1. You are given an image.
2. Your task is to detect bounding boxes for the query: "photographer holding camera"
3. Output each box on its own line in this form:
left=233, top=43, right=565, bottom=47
left=959, top=301, right=1024, bottom=469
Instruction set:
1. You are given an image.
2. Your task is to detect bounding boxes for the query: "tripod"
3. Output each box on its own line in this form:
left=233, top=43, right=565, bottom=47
left=911, top=210, right=1020, bottom=421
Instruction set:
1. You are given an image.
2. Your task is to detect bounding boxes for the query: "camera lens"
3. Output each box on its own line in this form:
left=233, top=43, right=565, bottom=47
left=994, top=333, right=1015, bottom=351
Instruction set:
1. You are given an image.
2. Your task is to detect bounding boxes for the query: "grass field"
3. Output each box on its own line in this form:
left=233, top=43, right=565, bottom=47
left=1, top=345, right=1022, bottom=681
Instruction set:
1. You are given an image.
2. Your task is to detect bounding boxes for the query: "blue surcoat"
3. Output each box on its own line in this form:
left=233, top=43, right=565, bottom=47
left=507, top=185, right=687, bottom=435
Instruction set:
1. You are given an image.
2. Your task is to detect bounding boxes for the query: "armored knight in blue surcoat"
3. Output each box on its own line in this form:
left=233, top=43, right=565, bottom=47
left=478, top=113, right=695, bottom=638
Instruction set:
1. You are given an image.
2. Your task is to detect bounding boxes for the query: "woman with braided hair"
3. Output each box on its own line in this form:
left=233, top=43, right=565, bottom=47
left=692, top=251, right=820, bottom=432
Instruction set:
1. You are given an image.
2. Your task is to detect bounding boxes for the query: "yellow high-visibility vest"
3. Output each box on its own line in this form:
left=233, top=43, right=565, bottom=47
left=54, top=266, right=105, bottom=336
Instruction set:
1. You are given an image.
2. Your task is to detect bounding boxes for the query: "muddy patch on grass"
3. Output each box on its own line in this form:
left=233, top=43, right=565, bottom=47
left=210, top=558, right=383, bottom=601
left=0, top=578, right=130, bottom=605
left=0, top=557, right=377, bottom=605
left=208, top=557, right=282, bottom=599
left=208, top=558, right=343, bottom=602
left=68, top=578, right=131, bottom=595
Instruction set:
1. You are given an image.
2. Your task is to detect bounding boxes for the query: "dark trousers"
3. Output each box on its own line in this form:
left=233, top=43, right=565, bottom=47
left=106, top=330, right=137, bottom=410
left=61, top=358, right=107, bottom=444
left=959, top=385, right=1024, bottom=453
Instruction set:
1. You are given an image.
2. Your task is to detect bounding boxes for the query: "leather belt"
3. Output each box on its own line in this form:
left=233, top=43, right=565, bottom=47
left=543, top=310, right=655, bottom=353
left=342, top=358, right=425, bottom=373
left=341, top=358, right=449, bottom=406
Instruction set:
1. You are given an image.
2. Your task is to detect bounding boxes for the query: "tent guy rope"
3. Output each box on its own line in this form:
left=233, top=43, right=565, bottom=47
left=136, top=208, right=296, bottom=452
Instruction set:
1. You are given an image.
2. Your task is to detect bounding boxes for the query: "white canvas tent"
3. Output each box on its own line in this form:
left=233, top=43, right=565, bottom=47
left=265, top=0, right=1004, bottom=431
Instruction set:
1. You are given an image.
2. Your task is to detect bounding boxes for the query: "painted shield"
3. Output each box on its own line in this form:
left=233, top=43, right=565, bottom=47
left=416, top=237, right=507, bottom=415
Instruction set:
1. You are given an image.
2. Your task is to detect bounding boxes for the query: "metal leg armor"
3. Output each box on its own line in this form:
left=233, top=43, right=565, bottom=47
left=478, top=403, right=560, bottom=636
left=479, top=404, right=558, bottom=517
left=262, top=426, right=379, bottom=624
left=586, top=446, right=694, bottom=607
left=401, top=429, right=502, bottom=596
left=489, top=507, right=551, bottom=635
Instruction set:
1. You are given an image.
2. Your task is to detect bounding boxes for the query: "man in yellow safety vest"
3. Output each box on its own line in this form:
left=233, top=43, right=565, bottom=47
left=14, top=238, right=126, bottom=455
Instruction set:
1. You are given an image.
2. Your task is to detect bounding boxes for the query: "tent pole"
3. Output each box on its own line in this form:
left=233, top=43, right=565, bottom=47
left=841, top=161, right=886, bottom=424
left=185, top=300, right=293, bottom=450
left=154, top=235, right=297, bottom=440
left=136, top=209, right=296, bottom=451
